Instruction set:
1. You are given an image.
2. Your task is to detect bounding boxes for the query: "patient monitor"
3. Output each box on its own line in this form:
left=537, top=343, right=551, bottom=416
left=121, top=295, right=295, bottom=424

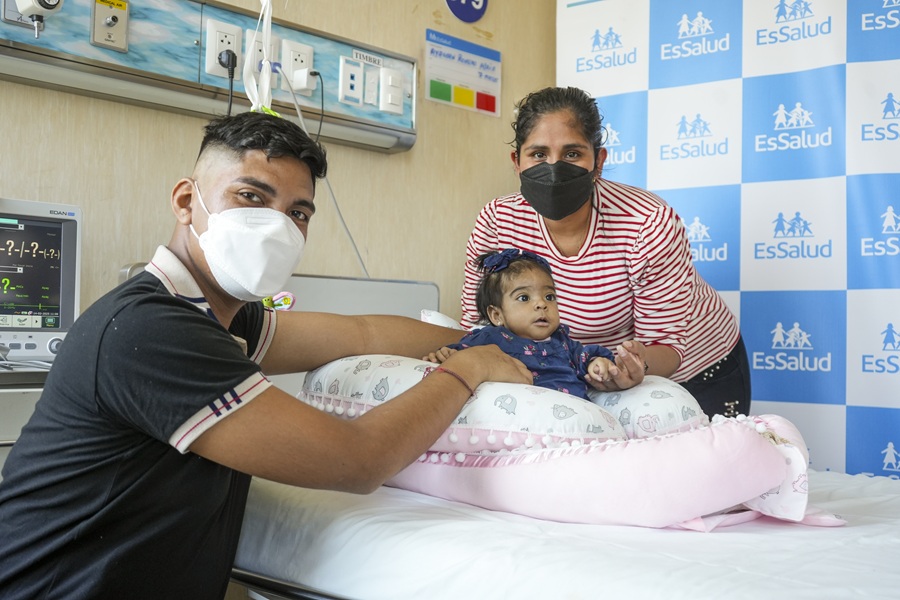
left=0, top=197, right=82, bottom=364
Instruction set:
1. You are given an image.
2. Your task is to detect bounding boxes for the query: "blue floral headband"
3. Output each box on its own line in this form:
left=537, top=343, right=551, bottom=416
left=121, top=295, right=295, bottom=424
left=481, top=248, right=552, bottom=274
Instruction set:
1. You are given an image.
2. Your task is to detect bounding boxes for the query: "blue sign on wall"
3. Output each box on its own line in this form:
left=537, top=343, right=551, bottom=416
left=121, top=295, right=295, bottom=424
left=446, top=0, right=488, bottom=23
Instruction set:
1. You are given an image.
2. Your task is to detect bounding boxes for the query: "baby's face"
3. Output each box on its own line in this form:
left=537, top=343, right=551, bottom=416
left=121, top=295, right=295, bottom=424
left=489, top=268, right=560, bottom=340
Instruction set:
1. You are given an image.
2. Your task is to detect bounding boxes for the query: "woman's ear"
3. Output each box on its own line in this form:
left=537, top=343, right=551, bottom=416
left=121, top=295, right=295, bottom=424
left=487, top=305, right=504, bottom=327
left=510, top=150, right=521, bottom=175
left=594, top=148, right=608, bottom=178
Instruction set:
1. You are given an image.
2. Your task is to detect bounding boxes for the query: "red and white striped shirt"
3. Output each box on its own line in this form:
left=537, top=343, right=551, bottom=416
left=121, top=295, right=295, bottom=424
left=460, top=178, right=739, bottom=382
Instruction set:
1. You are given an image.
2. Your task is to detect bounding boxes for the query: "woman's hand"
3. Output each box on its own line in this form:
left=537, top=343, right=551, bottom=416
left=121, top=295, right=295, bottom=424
left=618, top=340, right=647, bottom=367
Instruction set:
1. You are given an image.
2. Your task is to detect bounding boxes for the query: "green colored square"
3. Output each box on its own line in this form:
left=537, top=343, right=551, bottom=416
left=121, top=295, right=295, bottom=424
left=429, top=79, right=452, bottom=102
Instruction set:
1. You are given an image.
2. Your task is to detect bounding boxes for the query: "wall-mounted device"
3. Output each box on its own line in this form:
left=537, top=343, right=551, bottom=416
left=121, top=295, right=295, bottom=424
left=0, top=197, right=82, bottom=363
left=0, top=0, right=416, bottom=153
left=90, top=0, right=127, bottom=53
left=15, top=0, right=63, bottom=39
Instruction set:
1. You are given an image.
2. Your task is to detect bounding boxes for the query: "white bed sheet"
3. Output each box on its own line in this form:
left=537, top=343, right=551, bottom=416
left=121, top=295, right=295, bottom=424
left=234, top=470, right=900, bottom=600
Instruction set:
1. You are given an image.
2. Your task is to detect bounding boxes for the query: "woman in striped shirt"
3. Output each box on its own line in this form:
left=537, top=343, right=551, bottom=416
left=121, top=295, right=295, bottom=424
left=460, top=86, right=750, bottom=418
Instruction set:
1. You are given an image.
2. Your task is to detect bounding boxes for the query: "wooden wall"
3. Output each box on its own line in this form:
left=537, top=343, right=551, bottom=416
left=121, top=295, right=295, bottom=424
left=0, top=0, right=555, bottom=320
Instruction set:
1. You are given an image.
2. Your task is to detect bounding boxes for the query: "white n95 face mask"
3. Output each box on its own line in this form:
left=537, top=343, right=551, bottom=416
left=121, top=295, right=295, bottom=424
left=190, top=181, right=305, bottom=302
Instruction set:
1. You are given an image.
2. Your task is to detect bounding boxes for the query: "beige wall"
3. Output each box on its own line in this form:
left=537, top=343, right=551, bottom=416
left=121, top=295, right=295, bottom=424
left=0, top=0, right=555, bottom=319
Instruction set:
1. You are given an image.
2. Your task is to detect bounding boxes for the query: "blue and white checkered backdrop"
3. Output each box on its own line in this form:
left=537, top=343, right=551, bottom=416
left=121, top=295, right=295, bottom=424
left=556, top=0, right=900, bottom=476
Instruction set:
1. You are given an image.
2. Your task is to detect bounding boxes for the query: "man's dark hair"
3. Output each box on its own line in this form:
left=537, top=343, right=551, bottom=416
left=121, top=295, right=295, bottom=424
left=198, top=111, right=327, bottom=184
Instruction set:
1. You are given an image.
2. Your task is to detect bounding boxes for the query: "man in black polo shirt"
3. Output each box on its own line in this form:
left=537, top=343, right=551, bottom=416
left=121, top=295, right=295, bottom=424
left=0, top=111, right=530, bottom=599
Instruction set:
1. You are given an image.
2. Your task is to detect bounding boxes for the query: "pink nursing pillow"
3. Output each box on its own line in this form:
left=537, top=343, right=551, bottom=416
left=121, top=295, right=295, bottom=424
left=300, top=355, right=806, bottom=528
left=737, top=414, right=810, bottom=521
left=389, top=419, right=787, bottom=528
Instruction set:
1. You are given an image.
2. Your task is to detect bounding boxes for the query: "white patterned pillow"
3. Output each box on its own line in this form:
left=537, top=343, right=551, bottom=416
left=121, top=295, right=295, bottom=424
left=419, top=309, right=465, bottom=330
left=300, top=354, right=626, bottom=454
left=588, top=376, right=709, bottom=438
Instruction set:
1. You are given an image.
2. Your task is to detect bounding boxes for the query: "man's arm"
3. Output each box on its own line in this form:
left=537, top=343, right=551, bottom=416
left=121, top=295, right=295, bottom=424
left=190, top=344, right=532, bottom=493
left=260, top=311, right=468, bottom=375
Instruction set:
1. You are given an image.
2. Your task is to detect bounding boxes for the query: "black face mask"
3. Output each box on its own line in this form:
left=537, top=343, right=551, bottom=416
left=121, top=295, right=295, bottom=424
left=519, top=161, right=594, bottom=221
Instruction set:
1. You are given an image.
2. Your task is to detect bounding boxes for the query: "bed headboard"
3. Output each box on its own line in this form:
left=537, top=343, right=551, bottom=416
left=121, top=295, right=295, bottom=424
left=279, top=273, right=439, bottom=318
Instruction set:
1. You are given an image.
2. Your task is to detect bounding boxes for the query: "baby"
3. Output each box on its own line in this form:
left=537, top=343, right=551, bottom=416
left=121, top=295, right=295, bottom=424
left=425, top=248, right=644, bottom=399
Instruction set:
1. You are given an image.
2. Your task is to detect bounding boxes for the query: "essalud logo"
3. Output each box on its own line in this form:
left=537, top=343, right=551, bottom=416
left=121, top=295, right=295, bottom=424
left=753, top=210, right=833, bottom=260
left=660, top=10, right=731, bottom=60
left=880, top=441, right=900, bottom=476
left=860, top=203, right=900, bottom=257
left=659, top=113, right=728, bottom=160
left=861, top=91, right=900, bottom=142
left=862, top=320, right=900, bottom=374
left=751, top=320, right=832, bottom=372
left=685, top=216, right=727, bottom=262
left=756, top=0, right=833, bottom=45
left=575, top=24, right=637, bottom=72
left=754, top=99, right=833, bottom=153
left=602, top=121, right=635, bottom=165
left=860, top=320, right=900, bottom=479
left=860, top=0, right=900, bottom=32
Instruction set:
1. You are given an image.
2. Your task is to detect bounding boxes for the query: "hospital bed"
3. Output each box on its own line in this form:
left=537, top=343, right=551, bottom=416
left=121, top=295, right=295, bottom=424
left=232, top=469, right=900, bottom=599
left=227, top=276, right=900, bottom=600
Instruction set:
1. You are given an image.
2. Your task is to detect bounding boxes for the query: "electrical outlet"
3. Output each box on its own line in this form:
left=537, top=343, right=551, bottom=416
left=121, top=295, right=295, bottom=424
left=245, top=30, right=280, bottom=89
left=204, top=18, right=242, bottom=79
left=280, top=39, right=314, bottom=94
left=338, top=56, right=364, bottom=106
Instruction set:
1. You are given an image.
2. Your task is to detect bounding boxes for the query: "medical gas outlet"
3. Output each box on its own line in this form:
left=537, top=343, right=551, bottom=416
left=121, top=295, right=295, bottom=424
left=15, top=0, right=63, bottom=38
left=91, top=0, right=129, bottom=53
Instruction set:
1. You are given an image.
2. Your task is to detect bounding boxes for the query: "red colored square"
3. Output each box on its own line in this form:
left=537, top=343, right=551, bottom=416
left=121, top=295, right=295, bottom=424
left=476, top=92, right=496, bottom=113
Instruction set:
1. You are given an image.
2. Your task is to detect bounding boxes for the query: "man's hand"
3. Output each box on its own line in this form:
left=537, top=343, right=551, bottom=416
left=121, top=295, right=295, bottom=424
left=439, top=344, right=533, bottom=388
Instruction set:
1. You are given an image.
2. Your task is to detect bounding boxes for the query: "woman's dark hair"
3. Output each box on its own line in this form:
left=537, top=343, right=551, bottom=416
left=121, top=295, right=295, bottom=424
left=474, top=250, right=554, bottom=325
left=511, top=86, right=604, bottom=158
left=198, top=111, right=327, bottom=185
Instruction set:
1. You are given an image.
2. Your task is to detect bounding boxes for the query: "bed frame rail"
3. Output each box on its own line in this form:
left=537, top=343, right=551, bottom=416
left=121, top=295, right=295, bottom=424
left=231, top=568, right=350, bottom=600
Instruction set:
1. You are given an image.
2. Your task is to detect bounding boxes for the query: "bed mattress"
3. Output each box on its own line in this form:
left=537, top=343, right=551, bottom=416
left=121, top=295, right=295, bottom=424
left=234, top=470, right=900, bottom=600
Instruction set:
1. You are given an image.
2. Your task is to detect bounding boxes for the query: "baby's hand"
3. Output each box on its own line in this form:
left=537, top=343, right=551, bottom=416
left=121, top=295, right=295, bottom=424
left=586, top=347, right=645, bottom=391
left=584, top=357, right=616, bottom=390
left=422, top=346, right=458, bottom=363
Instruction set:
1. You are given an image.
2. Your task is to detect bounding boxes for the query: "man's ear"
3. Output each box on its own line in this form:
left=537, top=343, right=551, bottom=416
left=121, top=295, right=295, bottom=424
left=487, top=305, right=504, bottom=327
left=171, top=178, right=195, bottom=225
